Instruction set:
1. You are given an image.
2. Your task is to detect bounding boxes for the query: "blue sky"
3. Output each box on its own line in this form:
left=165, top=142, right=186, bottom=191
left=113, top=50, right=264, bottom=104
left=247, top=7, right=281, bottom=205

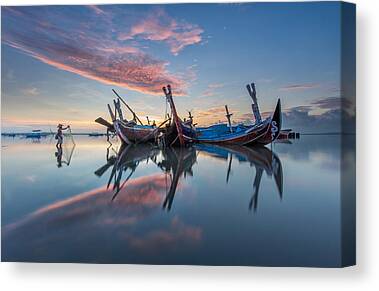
left=1, top=2, right=354, bottom=133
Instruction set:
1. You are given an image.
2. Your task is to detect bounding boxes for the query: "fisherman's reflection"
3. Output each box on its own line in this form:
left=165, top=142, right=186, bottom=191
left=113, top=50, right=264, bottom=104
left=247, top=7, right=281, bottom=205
left=55, top=145, right=76, bottom=168
left=55, top=147, right=67, bottom=168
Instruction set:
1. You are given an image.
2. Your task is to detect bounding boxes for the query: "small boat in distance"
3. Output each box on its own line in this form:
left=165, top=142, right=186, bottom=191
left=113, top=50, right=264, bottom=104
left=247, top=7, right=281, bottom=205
left=25, top=129, right=48, bottom=139
left=88, top=132, right=104, bottom=137
left=2, top=133, right=16, bottom=137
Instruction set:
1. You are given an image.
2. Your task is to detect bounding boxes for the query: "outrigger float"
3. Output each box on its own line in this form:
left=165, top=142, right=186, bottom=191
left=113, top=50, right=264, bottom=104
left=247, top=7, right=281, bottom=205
left=95, top=82, right=282, bottom=147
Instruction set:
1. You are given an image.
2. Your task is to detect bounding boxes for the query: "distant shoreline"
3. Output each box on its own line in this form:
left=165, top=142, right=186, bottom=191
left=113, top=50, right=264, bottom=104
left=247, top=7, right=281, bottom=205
left=1, top=133, right=105, bottom=136
left=300, top=132, right=356, bottom=136
left=1, top=132, right=356, bottom=136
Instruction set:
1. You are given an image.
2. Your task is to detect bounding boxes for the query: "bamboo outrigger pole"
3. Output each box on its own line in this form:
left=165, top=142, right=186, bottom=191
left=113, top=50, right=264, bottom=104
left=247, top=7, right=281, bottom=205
left=225, top=105, right=233, bottom=133
left=163, top=85, right=185, bottom=147
left=113, top=99, right=124, bottom=121
left=188, top=111, right=193, bottom=124
left=246, top=83, right=262, bottom=123
left=112, top=89, right=144, bottom=125
left=107, top=104, right=116, bottom=121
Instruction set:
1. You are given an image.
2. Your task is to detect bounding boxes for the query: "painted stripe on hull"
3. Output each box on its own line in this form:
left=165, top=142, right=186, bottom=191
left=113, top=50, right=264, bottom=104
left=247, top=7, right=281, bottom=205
left=195, top=122, right=270, bottom=145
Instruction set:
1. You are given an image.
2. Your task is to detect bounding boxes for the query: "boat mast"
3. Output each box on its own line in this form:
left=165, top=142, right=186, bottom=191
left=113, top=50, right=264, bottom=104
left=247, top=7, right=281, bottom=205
left=107, top=104, right=116, bottom=121
left=225, top=105, right=233, bottom=132
left=246, top=83, right=262, bottom=123
left=113, top=99, right=124, bottom=121
left=112, top=89, right=144, bottom=125
left=188, top=111, right=193, bottom=124
left=163, top=85, right=185, bottom=147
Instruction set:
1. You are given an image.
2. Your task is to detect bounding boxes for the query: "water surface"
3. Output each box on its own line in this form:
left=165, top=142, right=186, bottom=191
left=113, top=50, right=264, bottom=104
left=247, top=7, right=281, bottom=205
left=1, top=135, right=354, bottom=266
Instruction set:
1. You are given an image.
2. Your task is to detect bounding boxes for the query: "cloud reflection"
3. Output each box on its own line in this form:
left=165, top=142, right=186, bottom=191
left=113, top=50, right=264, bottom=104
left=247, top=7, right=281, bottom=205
left=3, top=173, right=201, bottom=262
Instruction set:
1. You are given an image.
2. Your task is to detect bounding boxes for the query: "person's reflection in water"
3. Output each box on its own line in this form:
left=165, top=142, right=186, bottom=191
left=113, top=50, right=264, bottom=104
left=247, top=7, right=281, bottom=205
left=55, top=147, right=68, bottom=168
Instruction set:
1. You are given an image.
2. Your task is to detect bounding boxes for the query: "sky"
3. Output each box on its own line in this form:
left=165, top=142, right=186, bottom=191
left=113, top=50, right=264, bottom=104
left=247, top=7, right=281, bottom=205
left=1, top=2, right=355, bottom=133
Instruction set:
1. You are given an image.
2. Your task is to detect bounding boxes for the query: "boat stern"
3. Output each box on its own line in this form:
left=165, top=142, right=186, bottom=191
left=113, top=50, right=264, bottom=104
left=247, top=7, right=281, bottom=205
left=256, top=98, right=282, bottom=145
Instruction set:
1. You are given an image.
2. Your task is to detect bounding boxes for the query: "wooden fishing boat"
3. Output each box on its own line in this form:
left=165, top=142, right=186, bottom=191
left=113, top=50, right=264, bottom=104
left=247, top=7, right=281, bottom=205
left=161, top=85, right=197, bottom=147
left=113, top=120, right=158, bottom=144
left=194, top=98, right=281, bottom=145
left=96, top=90, right=168, bottom=145
left=25, top=129, right=48, bottom=139
left=162, top=82, right=281, bottom=146
left=97, top=82, right=281, bottom=147
left=110, top=86, right=196, bottom=146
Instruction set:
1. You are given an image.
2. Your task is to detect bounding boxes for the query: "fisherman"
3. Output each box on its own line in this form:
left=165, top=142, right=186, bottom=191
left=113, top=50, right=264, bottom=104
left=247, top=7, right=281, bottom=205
left=55, top=123, right=70, bottom=149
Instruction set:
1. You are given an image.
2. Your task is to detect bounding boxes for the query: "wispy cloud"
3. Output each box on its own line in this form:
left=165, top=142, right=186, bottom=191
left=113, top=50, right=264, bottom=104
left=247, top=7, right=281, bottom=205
left=118, top=8, right=203, bottom=55
left=311, top=96, right=352, bottom=110
left=21, top=87, right=39, bottom=96
left=195, top=105, right=240, bottom=125
left=279, top=83, right=319, bottom=91
left=3, top=68, right=15, bottom=83
left=87, top=5, right=106, bottom=15
left=196, top=106, right=228, bottom=118
left=200, top=83, right=224, bottom=97
left=2, top=6, right=203, bottom=95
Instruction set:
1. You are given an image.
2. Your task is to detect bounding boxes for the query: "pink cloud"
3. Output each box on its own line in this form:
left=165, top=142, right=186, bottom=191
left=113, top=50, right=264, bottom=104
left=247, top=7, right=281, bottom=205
left=2, top=6, right=201, bottom=95
left=200, top=83, right=224, bottom=97
left=118, top=8, right=203, bottom=55
left=87, top=5, right=106, bottom=15
left=196, top=107, right=228, bottom=118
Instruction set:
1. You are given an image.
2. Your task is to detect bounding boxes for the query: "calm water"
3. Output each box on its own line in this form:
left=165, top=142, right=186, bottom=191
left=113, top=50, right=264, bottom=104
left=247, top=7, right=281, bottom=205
left=1, top=135, right=355, bottom=266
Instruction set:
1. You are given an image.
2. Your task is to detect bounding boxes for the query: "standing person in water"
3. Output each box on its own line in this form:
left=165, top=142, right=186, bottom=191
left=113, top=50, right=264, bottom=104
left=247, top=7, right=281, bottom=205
left=55, top=124, right=70, bottom=149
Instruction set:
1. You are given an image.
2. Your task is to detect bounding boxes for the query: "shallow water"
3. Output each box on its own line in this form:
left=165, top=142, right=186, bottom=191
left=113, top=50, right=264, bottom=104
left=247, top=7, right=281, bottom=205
left=1, top=135, right=355, bottom=266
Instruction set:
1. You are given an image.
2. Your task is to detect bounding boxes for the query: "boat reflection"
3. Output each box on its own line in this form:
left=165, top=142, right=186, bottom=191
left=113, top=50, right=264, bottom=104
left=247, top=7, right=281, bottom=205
left=157, top=147, right=197, bottom=210
left=107, top=144, right=159, bottom=201
left=95, top=144, right=197, bottom=210
left=96, top=143, right=283, bottom=212
left=197, top=144, right=283, bottom=211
